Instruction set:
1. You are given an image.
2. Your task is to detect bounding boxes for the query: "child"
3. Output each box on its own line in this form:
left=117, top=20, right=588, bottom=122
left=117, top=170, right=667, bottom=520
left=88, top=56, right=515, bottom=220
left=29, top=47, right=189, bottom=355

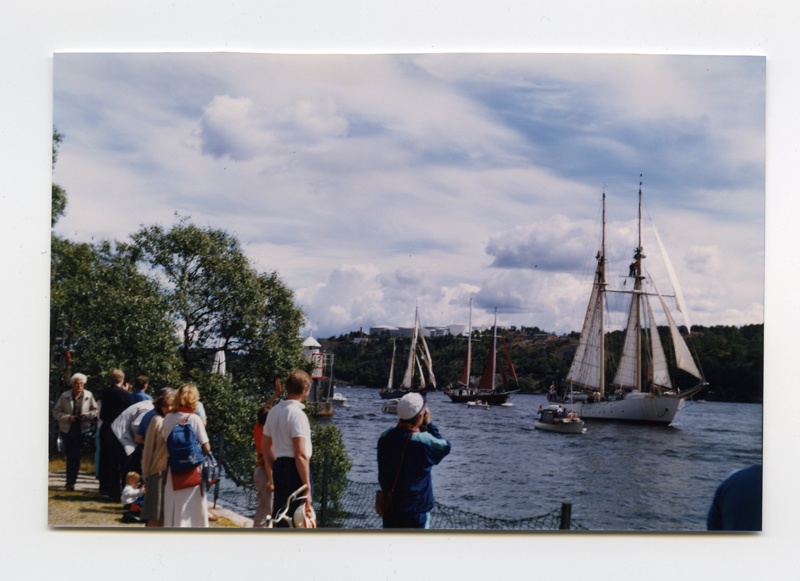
left=121, top=471, right=145, bottom=522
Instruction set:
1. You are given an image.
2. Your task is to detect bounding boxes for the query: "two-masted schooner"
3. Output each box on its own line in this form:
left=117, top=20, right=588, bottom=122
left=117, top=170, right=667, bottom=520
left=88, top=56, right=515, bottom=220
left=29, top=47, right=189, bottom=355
left=444, top=303, right=519, bottom=404
left=555, top=184, right=706, bottom=425
left=379, top=306, right=437, bottom=399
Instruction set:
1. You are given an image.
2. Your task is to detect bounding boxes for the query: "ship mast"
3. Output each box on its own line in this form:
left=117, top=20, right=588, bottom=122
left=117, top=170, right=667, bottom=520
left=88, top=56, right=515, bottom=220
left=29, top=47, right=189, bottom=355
left=491, top=307, right=498, bottom=391
left=460, top=297, right=473, bottom=387
left=635, top=179, right=644, bottom=391
left=599, top=191, right=607, bottom=398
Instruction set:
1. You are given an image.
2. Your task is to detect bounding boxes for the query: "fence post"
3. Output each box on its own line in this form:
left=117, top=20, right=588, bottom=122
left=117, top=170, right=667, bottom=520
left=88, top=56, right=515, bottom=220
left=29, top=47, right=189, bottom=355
left=559, top=502, right=572, bottom=530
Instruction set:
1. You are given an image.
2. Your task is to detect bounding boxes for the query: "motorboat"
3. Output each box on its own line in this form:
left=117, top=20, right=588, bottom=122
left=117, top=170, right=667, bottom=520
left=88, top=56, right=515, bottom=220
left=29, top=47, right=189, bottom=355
left=382, top=399, right=399, bottom=414
left=466, top=400, right=490, bottom=410
left=534, top=405, right=585, bottom=434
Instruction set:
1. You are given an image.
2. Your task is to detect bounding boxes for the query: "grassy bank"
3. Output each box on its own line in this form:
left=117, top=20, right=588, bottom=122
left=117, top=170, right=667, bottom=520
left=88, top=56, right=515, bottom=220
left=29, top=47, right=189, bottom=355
left=48, top=456, right=242, bottom=528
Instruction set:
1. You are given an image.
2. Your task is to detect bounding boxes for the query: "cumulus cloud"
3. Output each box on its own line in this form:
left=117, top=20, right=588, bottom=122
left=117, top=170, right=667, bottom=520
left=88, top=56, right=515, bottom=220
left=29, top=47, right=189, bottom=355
left=486, top=215, right=600, bottom=272
left=200, top=93, right=350, bottom=161
left=53, top=53, right=765, bottom=339
left=684, top=245, right=721, bottom=275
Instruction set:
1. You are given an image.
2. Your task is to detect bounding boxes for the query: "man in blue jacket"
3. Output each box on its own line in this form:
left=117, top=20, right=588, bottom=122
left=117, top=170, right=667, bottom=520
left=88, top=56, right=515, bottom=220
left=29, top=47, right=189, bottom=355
left=377, top=392, right=451, bottom=529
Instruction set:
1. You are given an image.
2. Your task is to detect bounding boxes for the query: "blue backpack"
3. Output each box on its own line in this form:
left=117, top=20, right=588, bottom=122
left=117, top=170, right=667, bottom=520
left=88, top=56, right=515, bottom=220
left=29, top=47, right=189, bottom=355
left=166, top=414, right=204, bottom=473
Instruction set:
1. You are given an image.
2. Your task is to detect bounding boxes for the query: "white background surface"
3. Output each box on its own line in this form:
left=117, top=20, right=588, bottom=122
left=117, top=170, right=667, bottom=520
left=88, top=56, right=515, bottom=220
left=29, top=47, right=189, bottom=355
left=1, top=1, right=795, bottom=579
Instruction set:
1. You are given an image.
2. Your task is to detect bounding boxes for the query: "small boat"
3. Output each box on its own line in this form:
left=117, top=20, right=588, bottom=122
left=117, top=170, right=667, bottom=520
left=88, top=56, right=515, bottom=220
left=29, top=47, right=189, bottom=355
left=382, top=399, right=400, bottom=414
left=332, top=392, right=348, bottom=406
left=379, top=307, right=437, bottom=400
left=534, top=405, right=585, bottom=434
left=466, top=400, right=490, bottom=410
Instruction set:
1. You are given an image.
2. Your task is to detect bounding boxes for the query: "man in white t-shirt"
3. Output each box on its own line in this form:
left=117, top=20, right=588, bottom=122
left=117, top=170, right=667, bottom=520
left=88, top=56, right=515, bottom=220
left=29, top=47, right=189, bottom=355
left=262, top=369, right=315, bottom=527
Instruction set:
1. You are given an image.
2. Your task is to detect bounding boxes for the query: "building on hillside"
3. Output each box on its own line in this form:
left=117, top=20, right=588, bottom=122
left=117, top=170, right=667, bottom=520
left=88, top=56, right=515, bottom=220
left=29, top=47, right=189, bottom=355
left=369, top=325, right=398, bottom=337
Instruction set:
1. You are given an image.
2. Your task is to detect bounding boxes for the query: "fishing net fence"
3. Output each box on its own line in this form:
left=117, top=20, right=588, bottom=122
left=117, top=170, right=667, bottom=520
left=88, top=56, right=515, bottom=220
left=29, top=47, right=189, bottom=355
left=210, top=471, right=588, bottom=531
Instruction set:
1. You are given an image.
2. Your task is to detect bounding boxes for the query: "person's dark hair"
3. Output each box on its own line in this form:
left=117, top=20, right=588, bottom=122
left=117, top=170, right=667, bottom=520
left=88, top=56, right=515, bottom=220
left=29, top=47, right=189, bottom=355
left=257, top=401, right=272, bottom=425
left=285, top=370, right=312, bottom=396
left=153, top=387, right=175, bottom=417
left=133, top=375, right=149, bottom=392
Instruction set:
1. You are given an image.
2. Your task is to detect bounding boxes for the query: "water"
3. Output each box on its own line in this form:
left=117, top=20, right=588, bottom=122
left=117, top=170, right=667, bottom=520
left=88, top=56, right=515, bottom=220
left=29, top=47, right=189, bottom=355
left=327, top=387, right=763, bottom=531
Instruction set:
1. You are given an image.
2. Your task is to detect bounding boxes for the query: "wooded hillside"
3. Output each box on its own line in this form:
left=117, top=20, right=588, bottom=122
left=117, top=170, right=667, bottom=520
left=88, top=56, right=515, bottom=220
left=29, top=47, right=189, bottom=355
left=324, top=324, right=763, bottom=403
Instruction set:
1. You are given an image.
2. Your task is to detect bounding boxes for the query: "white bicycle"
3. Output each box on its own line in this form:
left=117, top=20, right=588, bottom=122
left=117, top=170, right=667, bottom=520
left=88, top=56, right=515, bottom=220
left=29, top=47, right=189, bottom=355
left=266, top=484, right=317, bottom=528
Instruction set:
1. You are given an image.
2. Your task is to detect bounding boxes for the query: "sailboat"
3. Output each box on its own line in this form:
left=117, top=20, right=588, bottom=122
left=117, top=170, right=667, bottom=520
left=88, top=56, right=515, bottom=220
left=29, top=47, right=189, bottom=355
left=444, top=304, right=519, bottom=404
left=557, top=183, right=706, bottom=425
left=379, top=307, right=437, bottom=399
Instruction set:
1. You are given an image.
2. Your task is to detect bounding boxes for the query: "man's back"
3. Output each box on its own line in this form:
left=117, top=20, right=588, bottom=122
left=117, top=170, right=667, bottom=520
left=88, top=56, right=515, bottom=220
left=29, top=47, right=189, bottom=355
left=377, top=423, right=450, bottom=516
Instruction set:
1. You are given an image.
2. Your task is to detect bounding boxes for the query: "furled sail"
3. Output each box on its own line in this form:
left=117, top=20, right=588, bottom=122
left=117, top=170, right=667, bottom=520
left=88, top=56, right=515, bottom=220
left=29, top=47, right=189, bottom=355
left=419, top=333, right=436, bottom=388
left=400, top=307, right=436, bottom=390
left=387, top=340, right=396, bottom=389
left=401, top=310, right=420, bottom=388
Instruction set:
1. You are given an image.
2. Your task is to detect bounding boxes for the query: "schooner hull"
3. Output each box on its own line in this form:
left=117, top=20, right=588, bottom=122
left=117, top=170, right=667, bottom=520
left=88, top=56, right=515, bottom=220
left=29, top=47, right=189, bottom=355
left=444, top=388, right=517, bottom=404
left=564, top=393, right=686, bottom=426
left=379, top=387, right=436, bottom=400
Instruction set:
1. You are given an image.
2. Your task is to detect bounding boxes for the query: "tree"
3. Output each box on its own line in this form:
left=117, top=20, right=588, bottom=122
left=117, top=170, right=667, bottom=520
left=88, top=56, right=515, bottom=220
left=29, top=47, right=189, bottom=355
left=52, top=128, right=67, bottom=226
left=127, top=220, right=307, bottom=391
left=50, top=131, right=180, bottom=401
left=50, top=236, right=181, bottom=400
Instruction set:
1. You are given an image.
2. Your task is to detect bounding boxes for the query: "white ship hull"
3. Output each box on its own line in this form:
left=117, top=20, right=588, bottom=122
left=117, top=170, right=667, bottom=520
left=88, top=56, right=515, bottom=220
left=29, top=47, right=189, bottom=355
left=564, top=392, right=686, bottom=426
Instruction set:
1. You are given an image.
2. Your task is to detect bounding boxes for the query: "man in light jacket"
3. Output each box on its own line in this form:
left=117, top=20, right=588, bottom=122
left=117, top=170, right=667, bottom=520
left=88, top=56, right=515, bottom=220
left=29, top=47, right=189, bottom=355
left=52, top=373, right=98, bottom=491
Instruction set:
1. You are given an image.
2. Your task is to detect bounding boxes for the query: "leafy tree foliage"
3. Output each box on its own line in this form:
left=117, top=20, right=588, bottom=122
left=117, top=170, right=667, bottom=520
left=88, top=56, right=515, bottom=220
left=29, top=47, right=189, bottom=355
left=49, top=236, right=181, bottom=400
left=310, top=422, right=353, bottom=518
left=126, top=221, right=307, bottom=392
left=50, top=134, right=351, bottom=507
left=52, top=129, right=67, bottom=226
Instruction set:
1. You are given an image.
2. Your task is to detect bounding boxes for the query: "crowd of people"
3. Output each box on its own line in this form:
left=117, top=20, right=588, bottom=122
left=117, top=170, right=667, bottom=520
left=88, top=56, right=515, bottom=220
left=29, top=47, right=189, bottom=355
left=53, top=368, right=760, bottom=531
left=53, top=370, right=214, bottom=527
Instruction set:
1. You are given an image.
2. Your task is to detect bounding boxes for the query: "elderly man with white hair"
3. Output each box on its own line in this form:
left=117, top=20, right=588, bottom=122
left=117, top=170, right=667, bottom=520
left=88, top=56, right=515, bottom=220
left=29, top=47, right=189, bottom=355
left=52, top=373, right=98, bottom=491
left=377, top=392, right=451, bottom=529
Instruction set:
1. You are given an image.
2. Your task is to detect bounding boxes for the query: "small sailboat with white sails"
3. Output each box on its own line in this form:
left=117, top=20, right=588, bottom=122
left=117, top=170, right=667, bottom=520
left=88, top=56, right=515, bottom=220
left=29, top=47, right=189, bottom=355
left=554, top=182, right=707, bottom=426
left=379, top=306, right=437, bottom=399
left=444, top=303, right=519, bottom=404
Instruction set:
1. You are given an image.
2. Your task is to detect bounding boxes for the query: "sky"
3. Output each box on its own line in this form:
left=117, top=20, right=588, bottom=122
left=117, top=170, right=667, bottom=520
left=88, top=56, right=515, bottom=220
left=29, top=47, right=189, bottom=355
left=53, top=53, right=765, bottom=338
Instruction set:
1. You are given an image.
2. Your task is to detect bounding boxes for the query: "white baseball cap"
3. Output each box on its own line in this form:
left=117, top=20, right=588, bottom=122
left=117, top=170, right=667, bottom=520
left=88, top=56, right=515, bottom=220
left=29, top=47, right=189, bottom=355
left=397, top=392, right=425, bottom=420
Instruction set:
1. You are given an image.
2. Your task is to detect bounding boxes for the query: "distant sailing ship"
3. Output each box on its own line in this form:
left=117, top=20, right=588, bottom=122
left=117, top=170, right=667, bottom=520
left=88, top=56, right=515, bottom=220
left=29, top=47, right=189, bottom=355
left=379, top=307, right=437, bottom=399
left=444, top=304, right=519, bottom=404
left=554, top=183, right=706, bottom=425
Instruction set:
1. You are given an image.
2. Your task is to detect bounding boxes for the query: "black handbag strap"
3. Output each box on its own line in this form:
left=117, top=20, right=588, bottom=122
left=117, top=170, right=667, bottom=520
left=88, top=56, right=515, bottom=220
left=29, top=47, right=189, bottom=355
left=389, top=431, right=413, bottom=495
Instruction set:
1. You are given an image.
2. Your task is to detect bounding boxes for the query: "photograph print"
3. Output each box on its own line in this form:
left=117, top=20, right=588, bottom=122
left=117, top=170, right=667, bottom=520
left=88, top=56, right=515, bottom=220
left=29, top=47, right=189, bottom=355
left=49, top=52, right=764, bottom=531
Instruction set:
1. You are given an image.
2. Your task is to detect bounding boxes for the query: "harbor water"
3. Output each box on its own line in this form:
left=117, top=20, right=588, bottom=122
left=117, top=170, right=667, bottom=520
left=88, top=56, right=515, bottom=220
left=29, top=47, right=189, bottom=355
left=328, top=387, right=763, bottom=531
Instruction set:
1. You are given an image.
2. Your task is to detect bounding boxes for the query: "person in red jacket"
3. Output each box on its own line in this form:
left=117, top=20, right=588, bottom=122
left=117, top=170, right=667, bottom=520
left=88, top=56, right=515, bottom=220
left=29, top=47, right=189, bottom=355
left=252, top=379, right=284, bottom=527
